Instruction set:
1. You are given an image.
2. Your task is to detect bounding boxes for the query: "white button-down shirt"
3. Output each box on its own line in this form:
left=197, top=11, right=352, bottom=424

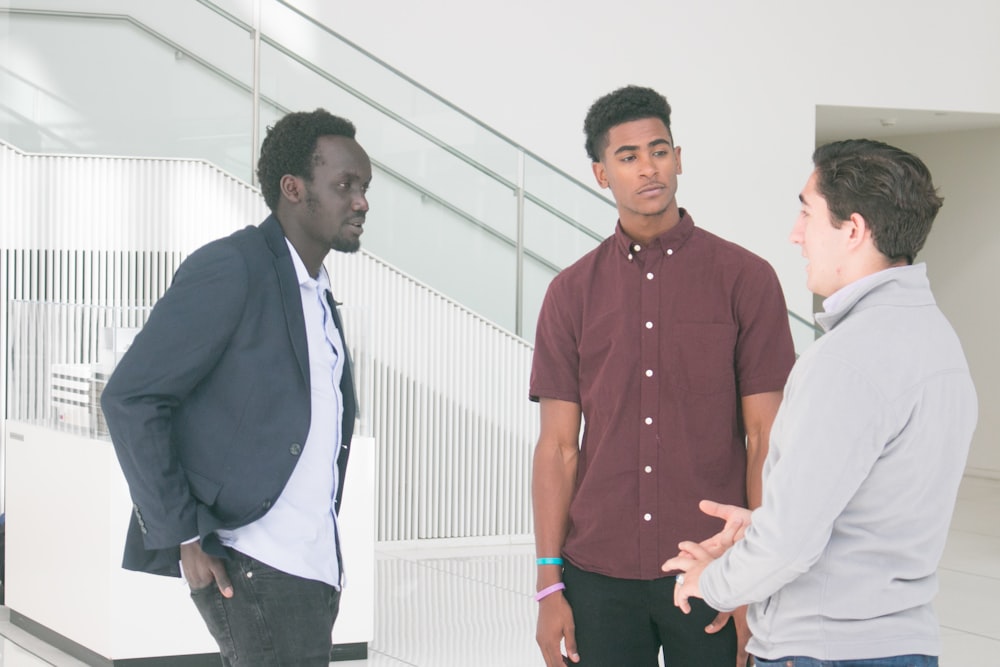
left=217, top=239, right=346, bottom=588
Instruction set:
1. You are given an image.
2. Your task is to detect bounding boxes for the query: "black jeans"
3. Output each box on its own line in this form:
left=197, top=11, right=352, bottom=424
left=190, top=549, right=341, bottom=666
left=563, top=561, right=736, bottom=667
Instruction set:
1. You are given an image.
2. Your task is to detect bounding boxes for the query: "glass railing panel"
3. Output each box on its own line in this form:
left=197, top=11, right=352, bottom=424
left=523, top=199, right=601, bottom=274
left=521, top=255, right=559, bottom=346
left=361, top=173, right=518, bottom=331
left=258, top=40, right=519, bottom=240
left=789, top=309, right=822, bottom=357
left=1, top=1, right=823, bottom=347
left=524, top=152, right=615, bottom=238
left=0, top=6, right=256, bottom=180
left=265, top=0, right=519, bottom=185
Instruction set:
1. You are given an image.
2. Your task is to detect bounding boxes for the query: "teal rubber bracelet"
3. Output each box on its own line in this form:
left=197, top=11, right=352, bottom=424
left=536, top=557, right=564, bottom=566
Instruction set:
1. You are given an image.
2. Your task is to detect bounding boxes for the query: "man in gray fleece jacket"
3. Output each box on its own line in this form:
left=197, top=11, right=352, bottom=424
left=664, top=139, right=978, bottom=666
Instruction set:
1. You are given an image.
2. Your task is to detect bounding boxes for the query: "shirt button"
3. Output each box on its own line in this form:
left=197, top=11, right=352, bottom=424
left=633, top=244, right=642, bottom=252
left=646, top=272, right=654, bottom=280
left=289, top=443, right=302, bottom=456
left=644, top=417, right=653, bottom=425
left=667, top=248, right=674, bottom=255
left=627, top=253, right=634, bottom=261
left=645, top=369, right=653, bottom=377
left=643, top=513, right=652, bottom=521
left=645, top=321, right=653, bottom=329
left=644, top=465, right=653, bottom=473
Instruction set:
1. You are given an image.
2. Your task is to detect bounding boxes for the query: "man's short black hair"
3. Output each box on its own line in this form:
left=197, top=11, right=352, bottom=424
left=813, top=139, right=944, bottom=264
left=257, top=109, right=356, bottom=211
left=584, top=86, right=672, bottom=163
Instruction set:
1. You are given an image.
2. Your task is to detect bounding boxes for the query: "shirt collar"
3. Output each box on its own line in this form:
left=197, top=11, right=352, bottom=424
left=284, top=237, right=331, bottom=291
left=816, top=264, right=924, bottom=332
left=613, top=208, right=696, bottom=259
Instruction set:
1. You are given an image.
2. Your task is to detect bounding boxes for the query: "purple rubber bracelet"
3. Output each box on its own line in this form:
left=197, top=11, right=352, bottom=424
left=534, top=581, right=566, bottom=602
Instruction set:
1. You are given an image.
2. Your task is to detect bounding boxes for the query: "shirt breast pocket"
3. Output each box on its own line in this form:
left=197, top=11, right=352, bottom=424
left=670, top=322, right=737, bottom=395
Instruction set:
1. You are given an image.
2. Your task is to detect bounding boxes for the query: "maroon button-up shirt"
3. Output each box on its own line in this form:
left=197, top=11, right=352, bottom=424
left=530, top=211, right=795, bottom=580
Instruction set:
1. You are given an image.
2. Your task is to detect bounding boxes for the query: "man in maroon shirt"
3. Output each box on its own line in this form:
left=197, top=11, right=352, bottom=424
left=530, top=86, right=795, bottom=667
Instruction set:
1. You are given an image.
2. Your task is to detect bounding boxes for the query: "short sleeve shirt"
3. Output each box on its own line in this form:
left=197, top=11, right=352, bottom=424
left=530, top=210, right=795, bottom=580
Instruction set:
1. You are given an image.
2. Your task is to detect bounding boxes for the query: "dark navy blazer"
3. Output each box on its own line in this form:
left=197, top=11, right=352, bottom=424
left=101, top=215, right=357, bottom=577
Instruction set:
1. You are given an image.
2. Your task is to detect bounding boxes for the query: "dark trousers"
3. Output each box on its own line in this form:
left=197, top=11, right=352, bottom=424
left=190, top=549, right=341, bottom=667
left=563, top=562, right=736, bottom=667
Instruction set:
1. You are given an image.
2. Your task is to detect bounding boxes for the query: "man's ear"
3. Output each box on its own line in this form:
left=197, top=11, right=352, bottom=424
left=592, top=161, right=608, bottom=189
left=845, top=212, right=871, bottom=250
left=280, top=174, right=304, bottom=203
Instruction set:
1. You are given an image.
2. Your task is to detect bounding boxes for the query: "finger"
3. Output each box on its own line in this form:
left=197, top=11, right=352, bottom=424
left=672, top=572, right=692, bottom=614
left=679, top=540, right=713, bottom=560
left=662, top=555, right=694, bottom=572
left=210, top=560, right=234, bottom=598
left=564, top=625, right=580, bottom=663
left=704, top=611, right=730, bottom=634
left=699, top=499, right=723, bottom=517
left=674, top=585, right=692, bottom=614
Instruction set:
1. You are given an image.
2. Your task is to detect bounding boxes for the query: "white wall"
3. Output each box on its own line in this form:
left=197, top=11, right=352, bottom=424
left=4, top=1, right=997, bottom=475
left=294, top=0, right=1000, bottom=476
left=290, top=0, right=1000, bottom=318
left=891, top=129, right=1000, bottom=478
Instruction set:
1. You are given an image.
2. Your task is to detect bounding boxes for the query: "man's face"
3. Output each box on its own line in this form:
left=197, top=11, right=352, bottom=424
left=790, top=170, right=852, bottom=297
left=300, top=135, right=372, bottom=254
left=592, top=117, right=682, bottom=221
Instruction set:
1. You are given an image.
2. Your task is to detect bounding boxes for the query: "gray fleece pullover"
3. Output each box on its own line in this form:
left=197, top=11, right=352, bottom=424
left=700, top=264, right=977, bottom=660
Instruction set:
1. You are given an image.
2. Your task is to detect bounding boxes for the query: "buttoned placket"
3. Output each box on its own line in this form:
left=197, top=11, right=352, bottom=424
left=634, top=241, right=672, bottom=574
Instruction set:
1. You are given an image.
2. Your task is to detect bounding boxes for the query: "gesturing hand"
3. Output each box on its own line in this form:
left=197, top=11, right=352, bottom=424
left=695, top=500, right=752, bottom=557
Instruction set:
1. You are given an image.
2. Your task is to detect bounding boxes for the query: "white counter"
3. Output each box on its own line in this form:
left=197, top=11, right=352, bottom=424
left=3, top=421, right=374, bottom=664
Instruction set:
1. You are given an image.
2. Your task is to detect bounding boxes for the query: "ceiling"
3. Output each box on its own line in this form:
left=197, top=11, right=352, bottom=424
left=816, top=105, right=1000, bottom=144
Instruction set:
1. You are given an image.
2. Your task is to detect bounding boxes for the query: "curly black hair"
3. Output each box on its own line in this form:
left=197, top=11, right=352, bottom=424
left=583, top=86, right=672, bottom=163
left=813, top=139, right=943, bottom=264
left=256, top=109, right=357, bottom=211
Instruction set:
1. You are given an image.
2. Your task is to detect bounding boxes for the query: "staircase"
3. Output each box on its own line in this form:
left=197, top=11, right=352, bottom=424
left=0, top=1, right=821, bottom=542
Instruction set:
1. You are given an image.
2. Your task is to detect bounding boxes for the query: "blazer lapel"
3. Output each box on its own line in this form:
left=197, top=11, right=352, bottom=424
left=261, top=215, right=309, bottom=385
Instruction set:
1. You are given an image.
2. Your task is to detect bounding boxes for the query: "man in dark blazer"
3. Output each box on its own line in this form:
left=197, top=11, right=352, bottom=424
left=101, top=108, right=370, bottom=666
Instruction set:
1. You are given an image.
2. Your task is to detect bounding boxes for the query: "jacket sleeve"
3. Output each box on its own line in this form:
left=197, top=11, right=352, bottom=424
left=101, top=241, right=250, bottom=550
left=699, top=353, right=890, bottom=610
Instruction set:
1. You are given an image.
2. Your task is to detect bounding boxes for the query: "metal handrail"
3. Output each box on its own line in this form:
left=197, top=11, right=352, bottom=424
left=3, top=3, right=818, bottom=337
left=788, top=308, right=824, bottom=336
left=195, top=0, right=607, bottom=245
left=271, top=0, right=615, bottom=209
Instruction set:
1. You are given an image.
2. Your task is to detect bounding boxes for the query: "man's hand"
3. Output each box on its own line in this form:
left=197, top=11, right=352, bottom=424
left=662, top=540, right=712, bottom=614
left=180, top=541, right=233, bottom=598
left=696, top=500, right=752, bottom=557
left=536, top=592, right=579, bottom=666
left=664, top=500, right=756, bottom=665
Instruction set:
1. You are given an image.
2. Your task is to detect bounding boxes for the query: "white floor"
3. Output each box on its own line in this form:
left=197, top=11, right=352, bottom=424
left=1, top=475, right=998, bottom=666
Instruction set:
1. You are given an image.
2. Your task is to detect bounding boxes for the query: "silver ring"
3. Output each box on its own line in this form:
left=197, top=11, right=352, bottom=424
left=675, top=573, right=685, bottom=586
